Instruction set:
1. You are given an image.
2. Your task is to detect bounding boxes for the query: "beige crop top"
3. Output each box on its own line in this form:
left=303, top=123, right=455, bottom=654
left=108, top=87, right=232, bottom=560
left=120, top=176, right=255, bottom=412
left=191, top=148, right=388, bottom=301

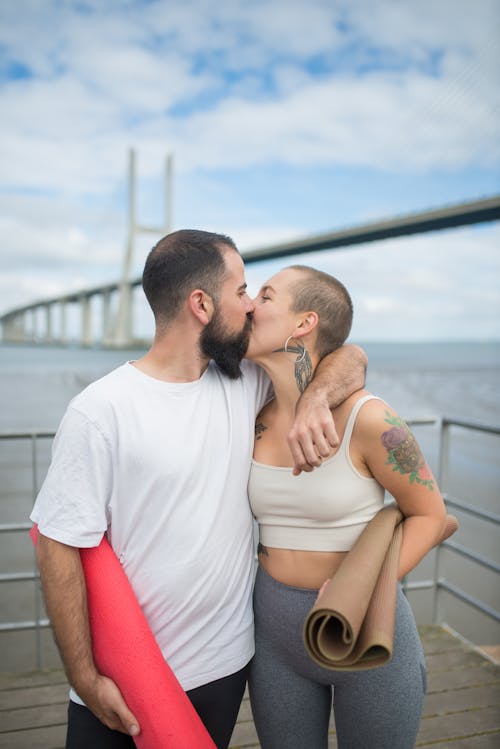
left=248, top=394, right=385, bottom=552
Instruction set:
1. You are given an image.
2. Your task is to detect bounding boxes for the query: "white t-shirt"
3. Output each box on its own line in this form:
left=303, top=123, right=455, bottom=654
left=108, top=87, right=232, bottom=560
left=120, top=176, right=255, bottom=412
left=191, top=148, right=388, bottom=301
left=31, top=360, right=270, bottom=696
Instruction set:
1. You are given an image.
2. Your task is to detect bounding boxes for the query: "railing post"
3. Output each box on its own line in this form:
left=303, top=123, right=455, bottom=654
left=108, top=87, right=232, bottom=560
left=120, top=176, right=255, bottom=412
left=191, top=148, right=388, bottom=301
left=433, top=419, right=450, bottom=624
left=438, top=419, right=450, bottom=489
left=31, top=434, right=43, bottom=669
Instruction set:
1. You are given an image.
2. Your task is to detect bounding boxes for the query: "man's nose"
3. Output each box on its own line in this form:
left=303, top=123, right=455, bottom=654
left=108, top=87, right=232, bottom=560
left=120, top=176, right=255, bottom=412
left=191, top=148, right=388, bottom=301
left=244, top=294, right=255, bottom=314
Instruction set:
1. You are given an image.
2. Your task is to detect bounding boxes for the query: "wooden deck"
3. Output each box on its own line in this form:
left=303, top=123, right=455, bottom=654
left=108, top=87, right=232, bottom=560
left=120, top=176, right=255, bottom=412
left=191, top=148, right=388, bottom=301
left=0, top=626, right=499, bottom=748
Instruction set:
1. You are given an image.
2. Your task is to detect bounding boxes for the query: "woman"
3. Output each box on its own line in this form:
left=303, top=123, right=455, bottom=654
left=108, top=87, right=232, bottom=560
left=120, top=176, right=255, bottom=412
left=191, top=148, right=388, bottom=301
left=246, top=265, right=448, bottom=749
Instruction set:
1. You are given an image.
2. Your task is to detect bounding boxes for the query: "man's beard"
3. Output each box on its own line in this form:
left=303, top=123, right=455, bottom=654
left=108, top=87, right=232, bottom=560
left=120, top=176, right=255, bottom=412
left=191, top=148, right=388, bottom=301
left=200, top=310, right=253, bottom=379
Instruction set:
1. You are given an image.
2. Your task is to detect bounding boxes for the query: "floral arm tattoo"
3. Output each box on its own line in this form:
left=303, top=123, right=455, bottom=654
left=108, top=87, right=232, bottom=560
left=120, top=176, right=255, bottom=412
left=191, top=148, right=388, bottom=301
left=381, top=411, right=435, bottom=490
left=273, top=341, right=313, bottom=393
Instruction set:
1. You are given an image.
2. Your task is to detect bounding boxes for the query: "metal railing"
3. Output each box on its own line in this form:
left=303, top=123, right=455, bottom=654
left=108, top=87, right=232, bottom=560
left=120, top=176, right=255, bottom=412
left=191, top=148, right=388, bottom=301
left=402, top=417, right=500, bottom=627
left=0, top=430, right=54, bottom=668
left=1, top=417, right=499, bottom=670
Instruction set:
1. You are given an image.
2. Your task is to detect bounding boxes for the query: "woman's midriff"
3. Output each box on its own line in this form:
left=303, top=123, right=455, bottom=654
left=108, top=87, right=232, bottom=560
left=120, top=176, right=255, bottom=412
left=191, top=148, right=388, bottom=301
left=258, top=547, right=348, bottom=589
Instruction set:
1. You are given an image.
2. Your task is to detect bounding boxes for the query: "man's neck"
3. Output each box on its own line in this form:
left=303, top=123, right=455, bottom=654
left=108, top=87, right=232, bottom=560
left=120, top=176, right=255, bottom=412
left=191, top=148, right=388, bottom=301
left=133, top=327, right=209, bottom=383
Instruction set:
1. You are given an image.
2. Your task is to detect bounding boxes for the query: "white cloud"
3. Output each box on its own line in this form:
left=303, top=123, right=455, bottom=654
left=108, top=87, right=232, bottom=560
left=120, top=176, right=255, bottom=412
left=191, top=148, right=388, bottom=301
left=0, top=193, right=124, bottom=269
left=362, top=297, right=399, bottom=314
left=0, top=0, right=498, bottom=195
left=167, top=61, right=499, bottom=172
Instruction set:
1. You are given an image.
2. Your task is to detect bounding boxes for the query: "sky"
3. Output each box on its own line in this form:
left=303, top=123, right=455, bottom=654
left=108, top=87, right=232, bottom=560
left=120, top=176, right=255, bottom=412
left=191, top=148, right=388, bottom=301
left=0, top=0, right=499, bottom=342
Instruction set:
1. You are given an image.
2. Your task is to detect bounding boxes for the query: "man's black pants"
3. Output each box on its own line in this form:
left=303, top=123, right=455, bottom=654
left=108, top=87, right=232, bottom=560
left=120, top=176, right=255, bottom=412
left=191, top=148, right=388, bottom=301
left=65, top=663, right=249, bottom=749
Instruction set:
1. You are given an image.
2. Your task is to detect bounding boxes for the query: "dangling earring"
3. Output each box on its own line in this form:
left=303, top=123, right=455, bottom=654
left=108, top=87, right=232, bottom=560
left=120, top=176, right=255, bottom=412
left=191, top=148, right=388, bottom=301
left=284, top=335, right=306, bottom=364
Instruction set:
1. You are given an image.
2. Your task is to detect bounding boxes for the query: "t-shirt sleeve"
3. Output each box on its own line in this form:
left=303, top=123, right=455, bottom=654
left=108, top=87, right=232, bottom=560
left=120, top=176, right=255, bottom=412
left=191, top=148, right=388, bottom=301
left=241, top=360, right=273, bottom=416
left=30, top=406, right=113, bottom=547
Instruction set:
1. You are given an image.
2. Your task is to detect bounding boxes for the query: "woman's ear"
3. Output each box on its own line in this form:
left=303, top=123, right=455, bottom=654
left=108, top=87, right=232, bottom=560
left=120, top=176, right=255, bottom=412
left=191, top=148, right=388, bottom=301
left=188, top=290, right=214, bottom=325
left=293, top=311, right=318, bottom=339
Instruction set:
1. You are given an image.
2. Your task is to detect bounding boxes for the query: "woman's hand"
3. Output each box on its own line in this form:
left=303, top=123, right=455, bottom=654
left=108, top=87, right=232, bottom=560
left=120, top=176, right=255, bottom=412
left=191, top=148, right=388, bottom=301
left=314, top=578, right=331, bottom=605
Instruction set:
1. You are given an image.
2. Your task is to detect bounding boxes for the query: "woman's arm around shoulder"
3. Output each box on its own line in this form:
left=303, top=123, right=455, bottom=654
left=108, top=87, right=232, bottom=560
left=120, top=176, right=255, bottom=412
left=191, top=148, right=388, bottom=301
left=352, top=397, right=447, bottom=579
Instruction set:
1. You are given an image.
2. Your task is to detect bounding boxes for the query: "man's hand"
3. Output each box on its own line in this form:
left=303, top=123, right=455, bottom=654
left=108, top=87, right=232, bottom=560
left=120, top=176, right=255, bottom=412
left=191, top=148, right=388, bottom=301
left=287, top=343, right=367, bottom=475
left=79, top=674, right=140, bottom=737
left=287, top=393, right=338, bottom=475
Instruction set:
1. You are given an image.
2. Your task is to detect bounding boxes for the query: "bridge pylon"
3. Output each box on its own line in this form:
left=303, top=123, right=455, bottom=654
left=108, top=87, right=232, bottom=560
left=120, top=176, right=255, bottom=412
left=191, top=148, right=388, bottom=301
left=104, top=148, right=173, bottom=347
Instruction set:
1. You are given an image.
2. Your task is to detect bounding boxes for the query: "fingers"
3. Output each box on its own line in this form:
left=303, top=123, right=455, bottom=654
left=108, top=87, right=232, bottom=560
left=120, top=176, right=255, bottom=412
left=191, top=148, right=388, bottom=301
left=92, top=676, right=140, bottom=737
left=113, top=704, right=140, bottom=737
left=287, top=434, right=316, bottom=475
left=103, top=713, right=139, bottom=736
left=314, top=579, right=330, bottom=605
left=287, top=417, right=340, bottom=475
left=321, top=420, right=339, bottom=451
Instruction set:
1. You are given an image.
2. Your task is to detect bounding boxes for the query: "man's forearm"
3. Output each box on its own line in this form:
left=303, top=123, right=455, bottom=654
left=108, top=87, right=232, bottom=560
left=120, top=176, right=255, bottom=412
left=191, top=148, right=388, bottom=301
left=36, top=534, right=140, bottom=735
left=36, top=534, right=98, bottom=696
left=307, top=343, right=367, bottom=409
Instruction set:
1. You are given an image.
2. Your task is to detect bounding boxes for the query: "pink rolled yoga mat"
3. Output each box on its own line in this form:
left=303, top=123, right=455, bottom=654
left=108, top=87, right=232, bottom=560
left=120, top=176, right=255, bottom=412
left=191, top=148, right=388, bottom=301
left=30, top=526, right=216, bottom=749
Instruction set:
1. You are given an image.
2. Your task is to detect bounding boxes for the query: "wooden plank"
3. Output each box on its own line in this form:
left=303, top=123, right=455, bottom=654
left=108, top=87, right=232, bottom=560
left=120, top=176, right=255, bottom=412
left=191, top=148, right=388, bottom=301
left=416, top=705, right=500, bottom=744
left=425, top=647, right=493, bottom=671
left=419, top=625, right=467, bottom=654
left=427, top=663, right=500, bottom=692
left=423, top=732, right=500, bottom=748
left=0, top=683, right=68, bottom=710
left=1, top=702, right=67, bottom=732
left=229, top=717, right=260, bottom=748
left=0, top=670, right=67, bottom=691
left=0, top=724, right=65, bottom=749
left=423, top=683, right=500, bottom=715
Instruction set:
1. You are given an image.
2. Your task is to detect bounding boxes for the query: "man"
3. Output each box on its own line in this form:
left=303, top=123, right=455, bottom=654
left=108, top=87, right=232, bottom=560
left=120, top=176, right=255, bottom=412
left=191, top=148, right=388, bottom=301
left=31, top=229, right=367, bottom=749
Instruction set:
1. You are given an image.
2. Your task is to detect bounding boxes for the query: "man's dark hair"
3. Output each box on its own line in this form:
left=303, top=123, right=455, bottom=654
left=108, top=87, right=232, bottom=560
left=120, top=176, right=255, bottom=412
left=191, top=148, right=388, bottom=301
left=287, top=265, right=353, bottom=358
left=142, top=229, right=238, bottom=329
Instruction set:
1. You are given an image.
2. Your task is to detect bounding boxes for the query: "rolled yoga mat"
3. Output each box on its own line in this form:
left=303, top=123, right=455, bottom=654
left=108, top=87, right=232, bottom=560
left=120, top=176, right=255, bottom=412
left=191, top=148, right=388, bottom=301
left=30, top=526, right=216, bottom=749
left=303, top=507, right=459, bottom=671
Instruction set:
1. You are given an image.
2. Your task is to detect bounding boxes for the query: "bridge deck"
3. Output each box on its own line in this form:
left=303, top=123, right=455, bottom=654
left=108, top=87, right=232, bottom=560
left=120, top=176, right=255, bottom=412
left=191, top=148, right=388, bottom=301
left=0, top=626, right=499, bottom=748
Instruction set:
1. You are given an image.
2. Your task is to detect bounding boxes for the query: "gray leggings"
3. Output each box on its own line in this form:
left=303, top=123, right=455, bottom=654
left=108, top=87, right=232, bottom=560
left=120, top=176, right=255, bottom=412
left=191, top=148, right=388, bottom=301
left=249, top=565, right=426, bottom=749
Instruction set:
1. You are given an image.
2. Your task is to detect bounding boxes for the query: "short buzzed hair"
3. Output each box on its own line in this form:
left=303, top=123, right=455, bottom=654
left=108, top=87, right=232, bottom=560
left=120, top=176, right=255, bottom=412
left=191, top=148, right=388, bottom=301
left=287, top=265, right=353, bottom=358
left=142, top=229, right=237, bottom=328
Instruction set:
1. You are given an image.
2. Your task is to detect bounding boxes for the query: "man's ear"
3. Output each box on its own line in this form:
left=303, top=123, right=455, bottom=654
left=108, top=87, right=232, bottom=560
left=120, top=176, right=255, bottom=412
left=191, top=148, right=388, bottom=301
left=188, top=290, right=214, bottom=325
left=293, top=311, right=318, bottom=339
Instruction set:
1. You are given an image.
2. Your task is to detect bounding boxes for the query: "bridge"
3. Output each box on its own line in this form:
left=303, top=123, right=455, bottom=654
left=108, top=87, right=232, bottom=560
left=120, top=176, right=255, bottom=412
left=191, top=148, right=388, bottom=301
left=1, top=159, right=499, bottom=348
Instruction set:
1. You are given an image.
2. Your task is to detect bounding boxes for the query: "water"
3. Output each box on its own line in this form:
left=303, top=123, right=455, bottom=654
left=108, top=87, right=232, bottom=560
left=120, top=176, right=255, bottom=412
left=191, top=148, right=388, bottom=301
left=0, top=341, right=499, bottom=670
left=1, top=340, right=499, bottom=429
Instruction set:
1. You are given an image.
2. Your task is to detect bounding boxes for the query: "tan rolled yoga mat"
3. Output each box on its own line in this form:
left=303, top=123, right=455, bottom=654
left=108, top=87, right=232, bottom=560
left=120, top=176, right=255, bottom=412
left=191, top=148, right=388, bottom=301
left=303, top=506, right=458, bottom=671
